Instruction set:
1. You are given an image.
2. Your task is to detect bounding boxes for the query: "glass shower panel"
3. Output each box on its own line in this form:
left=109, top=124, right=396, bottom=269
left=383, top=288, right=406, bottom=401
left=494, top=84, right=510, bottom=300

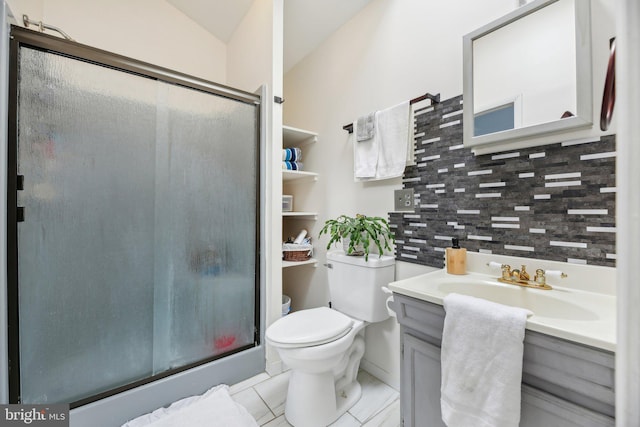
left=152, top=82, right=258, bottom=373
left=17, top=48, right=158, bottom=403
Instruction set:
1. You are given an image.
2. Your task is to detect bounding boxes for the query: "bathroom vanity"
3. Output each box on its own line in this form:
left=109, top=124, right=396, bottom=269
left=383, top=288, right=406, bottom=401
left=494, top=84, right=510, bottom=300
left=389, top=256, right=616, bottom=427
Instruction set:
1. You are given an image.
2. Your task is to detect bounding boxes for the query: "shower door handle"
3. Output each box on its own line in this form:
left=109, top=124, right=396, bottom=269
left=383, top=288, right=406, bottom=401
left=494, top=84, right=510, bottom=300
left=17, top=175, right=25, bottom=222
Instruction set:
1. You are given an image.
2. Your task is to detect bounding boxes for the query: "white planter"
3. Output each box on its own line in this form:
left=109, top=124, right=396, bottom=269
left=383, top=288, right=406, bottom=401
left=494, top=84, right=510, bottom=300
left=342, top=237, right=365, bottom=256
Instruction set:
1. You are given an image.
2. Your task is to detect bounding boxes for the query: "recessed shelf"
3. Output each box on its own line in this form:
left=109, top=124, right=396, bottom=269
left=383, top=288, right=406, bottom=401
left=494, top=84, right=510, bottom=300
left=283, top=125, right=318, bottom=148
left=282, top=170, right=318, bottom=181
left=282, top=258, right=318, bottom=268
left=282, top=124, right=318, bottom=272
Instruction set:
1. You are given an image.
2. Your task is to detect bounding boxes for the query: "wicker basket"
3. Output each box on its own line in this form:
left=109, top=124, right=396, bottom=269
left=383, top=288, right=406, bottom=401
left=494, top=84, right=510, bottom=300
left=282, top=243, right=313, bottom=261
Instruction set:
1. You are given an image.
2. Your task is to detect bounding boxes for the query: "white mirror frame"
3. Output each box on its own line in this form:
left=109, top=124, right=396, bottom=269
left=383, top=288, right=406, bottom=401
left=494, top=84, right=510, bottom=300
left=463, top=0, right=592, bottom=152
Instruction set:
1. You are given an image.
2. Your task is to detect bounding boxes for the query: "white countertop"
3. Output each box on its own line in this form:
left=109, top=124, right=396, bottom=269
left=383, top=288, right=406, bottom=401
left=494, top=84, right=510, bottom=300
left=389, top=253, right=616, bottom=352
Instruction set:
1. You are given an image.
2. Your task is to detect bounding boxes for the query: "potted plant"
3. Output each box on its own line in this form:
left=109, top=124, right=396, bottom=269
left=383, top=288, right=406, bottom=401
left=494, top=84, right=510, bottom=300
left=319, top=214, right=394, bottom=261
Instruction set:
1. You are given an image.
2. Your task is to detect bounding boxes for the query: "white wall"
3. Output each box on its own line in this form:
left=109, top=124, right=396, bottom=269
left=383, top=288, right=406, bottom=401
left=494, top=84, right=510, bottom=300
left=4, top=0, right=40, bottom=22
left=283, top=0, right=616, bottom=389
left=227, top=0, right=280, bottom=93
left=616, top=0, right=640, bottom=424
left=6, top=0, right=227, bottom=83
left=227, top=0, right=285, bottom=375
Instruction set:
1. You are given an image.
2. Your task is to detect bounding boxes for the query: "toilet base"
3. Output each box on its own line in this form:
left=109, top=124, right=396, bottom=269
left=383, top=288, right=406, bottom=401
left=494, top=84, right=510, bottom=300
left=283, top=335, right=365, bottom=427
left=284, top=371, right=362, bottom=427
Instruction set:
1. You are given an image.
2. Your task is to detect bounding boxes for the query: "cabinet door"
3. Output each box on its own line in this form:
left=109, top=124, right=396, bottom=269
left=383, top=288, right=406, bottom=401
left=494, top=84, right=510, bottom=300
left=521, top=385, right=614, bottom=427
left=401, top=333, right=446, bottom=427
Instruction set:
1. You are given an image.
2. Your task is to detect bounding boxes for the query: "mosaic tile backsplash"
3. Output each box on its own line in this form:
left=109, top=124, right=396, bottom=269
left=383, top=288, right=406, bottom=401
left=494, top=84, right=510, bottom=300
left=389, top=95, right=616, bottom=268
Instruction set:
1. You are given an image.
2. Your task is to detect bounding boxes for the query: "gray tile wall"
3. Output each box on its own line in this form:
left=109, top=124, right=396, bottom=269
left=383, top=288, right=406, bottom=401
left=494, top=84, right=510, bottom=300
left=389, top=95, right=616, bottom=268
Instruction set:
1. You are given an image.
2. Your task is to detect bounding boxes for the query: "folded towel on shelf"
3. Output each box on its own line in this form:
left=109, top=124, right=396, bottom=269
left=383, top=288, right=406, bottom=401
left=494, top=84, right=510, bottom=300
left=282, top=161, right=303, bottom=171
left=356, top=112, right=376, bottom=141
left=282, top=147, right=302, bottom=162
left=374, top=100, right=410, bottom=179
left=441, top=293, right=531, bottom=427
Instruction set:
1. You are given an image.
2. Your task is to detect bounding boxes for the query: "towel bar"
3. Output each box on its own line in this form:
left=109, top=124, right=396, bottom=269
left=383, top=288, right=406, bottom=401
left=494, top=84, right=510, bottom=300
left=343, top=92, right=440, bottom=133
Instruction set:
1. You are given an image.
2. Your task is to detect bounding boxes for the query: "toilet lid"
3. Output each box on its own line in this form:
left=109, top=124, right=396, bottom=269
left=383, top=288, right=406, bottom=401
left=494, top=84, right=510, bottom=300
left=266, top=307, right=354, bottom=347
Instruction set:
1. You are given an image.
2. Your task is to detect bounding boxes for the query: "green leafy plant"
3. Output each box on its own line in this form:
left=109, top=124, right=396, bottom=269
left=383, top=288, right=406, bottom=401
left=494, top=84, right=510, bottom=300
left=319, top=214, right=394, bottom=261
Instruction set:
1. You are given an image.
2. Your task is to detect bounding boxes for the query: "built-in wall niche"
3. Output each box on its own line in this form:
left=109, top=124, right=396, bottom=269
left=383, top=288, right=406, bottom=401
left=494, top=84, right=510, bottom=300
left=389, top=95, right=615, bottom=268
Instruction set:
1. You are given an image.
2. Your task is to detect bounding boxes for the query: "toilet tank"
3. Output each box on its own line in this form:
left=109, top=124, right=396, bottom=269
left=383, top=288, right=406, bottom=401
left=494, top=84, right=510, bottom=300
left=326, top=250, right=395, bottom=322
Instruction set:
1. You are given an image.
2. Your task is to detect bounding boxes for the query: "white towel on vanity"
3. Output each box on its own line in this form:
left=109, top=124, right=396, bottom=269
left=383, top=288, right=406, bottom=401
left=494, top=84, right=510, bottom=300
left=440, top=294, right=531, bottom=427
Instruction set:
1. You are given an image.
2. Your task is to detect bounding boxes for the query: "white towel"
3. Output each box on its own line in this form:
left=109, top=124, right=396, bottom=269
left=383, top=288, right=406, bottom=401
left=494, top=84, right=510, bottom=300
left=353, top=101, right=411, bottom=181
left=356, top=112, right=376, bottom=141
left=441, top=294, right=531, bottom=427
left=374, top=100, right=410, bottom=179
left=353, top=120, right=379, bottom=178
left=122, top=385, right=258, bottom=427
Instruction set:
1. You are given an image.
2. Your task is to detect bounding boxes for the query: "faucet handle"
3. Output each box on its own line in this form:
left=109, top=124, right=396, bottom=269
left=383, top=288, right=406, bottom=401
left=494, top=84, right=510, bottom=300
left=534, top=269, right=567, bottom=285
left=501, top=264, right=511, bottom=280
left=546, top=270, right=568, bottom=279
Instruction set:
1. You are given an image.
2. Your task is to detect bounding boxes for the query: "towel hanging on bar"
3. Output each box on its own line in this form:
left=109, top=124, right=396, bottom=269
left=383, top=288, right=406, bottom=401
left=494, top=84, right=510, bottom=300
left=343, top=92, right=440, bottom=134
left=353, top=101, right=410, bottom=181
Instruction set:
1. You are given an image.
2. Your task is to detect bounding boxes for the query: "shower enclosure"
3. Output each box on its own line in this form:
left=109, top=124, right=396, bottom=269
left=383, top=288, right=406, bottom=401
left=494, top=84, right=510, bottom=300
left=6, top=27, right=263, bottom=410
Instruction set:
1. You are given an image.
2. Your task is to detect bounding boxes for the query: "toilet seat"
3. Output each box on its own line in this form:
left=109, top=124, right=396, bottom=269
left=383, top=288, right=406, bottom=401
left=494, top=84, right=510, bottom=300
left=266, top=307, right=354, bottom=348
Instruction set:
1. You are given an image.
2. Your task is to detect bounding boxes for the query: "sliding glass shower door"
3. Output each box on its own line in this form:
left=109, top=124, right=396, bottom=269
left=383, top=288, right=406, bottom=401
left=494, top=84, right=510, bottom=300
left=9, top=29, right=261, bottom=406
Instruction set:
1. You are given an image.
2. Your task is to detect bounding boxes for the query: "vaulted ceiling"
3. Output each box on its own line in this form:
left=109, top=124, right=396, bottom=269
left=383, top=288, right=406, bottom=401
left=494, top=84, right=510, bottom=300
left=165, top=0, right=373, bottom=72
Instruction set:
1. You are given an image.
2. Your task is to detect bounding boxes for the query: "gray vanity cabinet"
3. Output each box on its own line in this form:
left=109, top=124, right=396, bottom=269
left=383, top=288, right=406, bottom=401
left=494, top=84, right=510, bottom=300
left=393, top=293, right=615, bottom=427
left=402, top=334, right=447, bottom=427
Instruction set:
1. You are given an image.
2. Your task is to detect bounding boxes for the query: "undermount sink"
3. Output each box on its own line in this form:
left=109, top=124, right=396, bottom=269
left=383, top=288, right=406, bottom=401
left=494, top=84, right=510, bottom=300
left=388, top=265, right=616, bottom=351
left=435, top=279, right=599, bottom=321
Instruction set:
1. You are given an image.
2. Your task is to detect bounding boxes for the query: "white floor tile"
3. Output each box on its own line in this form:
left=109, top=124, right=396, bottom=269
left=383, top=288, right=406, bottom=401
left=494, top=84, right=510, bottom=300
left=254, top=371, right=290, bottom=417
left=231, top=369, right=400, bottom=427
left=361, top=399, right=401, bottom=427
left=230, top=372, right=271, bottom=395
left=261, top=414, right=293, bottom=427
left=348, top=371, right=399, bottom=423
left=330, top=412, right=361, bottom=427
left=232, top=387, right=275, bottom=426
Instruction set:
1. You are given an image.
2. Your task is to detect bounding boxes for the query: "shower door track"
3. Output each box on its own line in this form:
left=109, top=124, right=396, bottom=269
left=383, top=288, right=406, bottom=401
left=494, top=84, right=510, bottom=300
left=6, top=26, right=263, bottom=409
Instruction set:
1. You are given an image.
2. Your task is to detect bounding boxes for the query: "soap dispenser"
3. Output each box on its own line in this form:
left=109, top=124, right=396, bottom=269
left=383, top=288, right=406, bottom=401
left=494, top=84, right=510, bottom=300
left=446, top=238, right=467, bottom=275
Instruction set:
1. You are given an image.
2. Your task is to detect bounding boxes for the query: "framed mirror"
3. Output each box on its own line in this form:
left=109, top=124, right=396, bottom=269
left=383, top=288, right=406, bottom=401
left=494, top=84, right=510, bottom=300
left=463, top=0, right=592, bottom=151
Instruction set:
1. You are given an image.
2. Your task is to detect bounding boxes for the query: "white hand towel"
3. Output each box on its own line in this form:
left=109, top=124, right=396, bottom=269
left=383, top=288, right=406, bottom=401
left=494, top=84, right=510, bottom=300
left=353, top=120, right=379, bottom=179
left=356, top=112, right=376, bottom=141
left=374, top=100, right=410, bottom=179
left=441, top=294, right=531, bottom=427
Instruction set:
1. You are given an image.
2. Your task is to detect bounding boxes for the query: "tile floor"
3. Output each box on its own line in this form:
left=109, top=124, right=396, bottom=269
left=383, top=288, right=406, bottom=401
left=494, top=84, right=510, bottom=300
left=229, top=370, right=401, bottom=427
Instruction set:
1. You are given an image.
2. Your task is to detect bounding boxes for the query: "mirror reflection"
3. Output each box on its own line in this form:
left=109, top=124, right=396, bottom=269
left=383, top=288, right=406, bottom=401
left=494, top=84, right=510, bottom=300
left=473, top=0, right=576, bottom=136
left=463, top=0, right=592, bottom=150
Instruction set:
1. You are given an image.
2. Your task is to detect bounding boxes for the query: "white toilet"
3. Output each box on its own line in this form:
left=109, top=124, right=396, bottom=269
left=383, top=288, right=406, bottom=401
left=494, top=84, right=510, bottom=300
left=266, top=250, right=395, bottom=427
